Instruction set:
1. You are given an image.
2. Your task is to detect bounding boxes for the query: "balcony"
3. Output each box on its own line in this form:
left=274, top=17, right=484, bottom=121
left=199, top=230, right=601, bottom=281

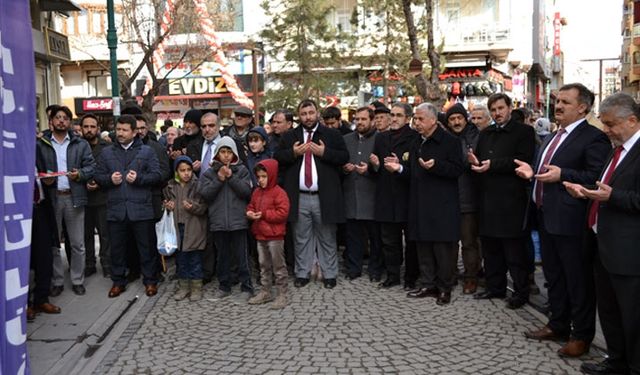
left=442, top=24, right=512, bottom=53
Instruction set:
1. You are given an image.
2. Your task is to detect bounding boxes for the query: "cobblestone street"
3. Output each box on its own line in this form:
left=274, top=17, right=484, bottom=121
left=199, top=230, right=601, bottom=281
left=93, top=275, right=597, bottom=374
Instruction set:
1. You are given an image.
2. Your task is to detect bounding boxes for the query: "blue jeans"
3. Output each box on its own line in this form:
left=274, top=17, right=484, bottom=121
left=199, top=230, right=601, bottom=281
left=214, top=230, right=252, bottom=292
left=177, top=224, right=203, bottom=279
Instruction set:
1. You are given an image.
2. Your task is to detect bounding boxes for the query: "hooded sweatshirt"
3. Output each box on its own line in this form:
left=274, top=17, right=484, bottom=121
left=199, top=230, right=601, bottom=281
left=197, top=136, right=252, bottom=232
left=246, top=159, right=290, bottom=241
left=246, top=126, right=273, bottom=187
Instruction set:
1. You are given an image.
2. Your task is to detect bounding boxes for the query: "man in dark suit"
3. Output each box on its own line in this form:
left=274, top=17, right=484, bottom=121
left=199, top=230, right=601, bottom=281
left=565, top=92, right=640, bottom=375
left=468, top=93, right=536, bottom=309
left=387, top=103, right=464, bottom=305
left=275, top=99, right=349, bottom=289
left=514, top=83, right=610, bottom=358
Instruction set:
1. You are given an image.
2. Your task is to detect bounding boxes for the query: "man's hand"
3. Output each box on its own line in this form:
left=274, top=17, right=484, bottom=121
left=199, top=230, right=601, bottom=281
left=86, top=180, right=99, bottom=191
left=164, top=200, right=175, bottom=211
left=310, top=140, right=325, bottom=157
left=467, top=149, right=480, bottom=166
left=354, top=162, right=368, bottom=175
left=562, top=181, right=587, bottom=199
left=343, top=163, right=356, bottom=173
left=125, top=170, right=137, bottom=184
left=369, top=154, right=380, bottom=168
left=384, top=153, right=399, bottom=165
left=192, top=160, right=202, bottom=172
left=111, top=171, right=123, bottom=185
left=384, top=160, right=402, bottom=173
left=535, top=164, right=562, bottom=183
left=418, top=158, right=435, bottom=170
left=68, top=168, right=80, bottom=181
left=169, top=150, right=182, bottom=160
left=471, top=160, right=491, bottom=173
left=514, top=159, right=534, bottom=179
left=581, top=181, right=613, bottom=202
left=293, top=141, right=309, bottom=157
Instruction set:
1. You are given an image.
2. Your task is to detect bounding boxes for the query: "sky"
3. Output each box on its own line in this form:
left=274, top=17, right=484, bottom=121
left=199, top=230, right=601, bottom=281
left=557, top=0, right=622, bottom=88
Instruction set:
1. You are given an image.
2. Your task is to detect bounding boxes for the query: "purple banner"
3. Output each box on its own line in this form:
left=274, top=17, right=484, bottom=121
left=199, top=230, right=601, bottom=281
left=1, top=0, right=37, bottom=374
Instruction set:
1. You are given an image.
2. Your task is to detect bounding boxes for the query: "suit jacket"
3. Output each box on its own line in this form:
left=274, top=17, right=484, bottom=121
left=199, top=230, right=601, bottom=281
left=533, top=120, right=610, bottom=236
left=274, top=124, right=349, bottom=223
left=403, top=126, right=464, bottom=242
left=475, top=120, right=536, bottom=237
left=593, top=137, right=640, bottom=276
left=343, top=129, right=377, bottom=220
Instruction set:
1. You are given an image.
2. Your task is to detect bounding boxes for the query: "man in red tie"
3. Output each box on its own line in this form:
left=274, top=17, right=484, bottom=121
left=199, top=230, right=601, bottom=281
left=565, top=92, right=640, bottom=375
left=514, top=83, right=610, bottom=358
left=274, top=99, right=349, bottom=289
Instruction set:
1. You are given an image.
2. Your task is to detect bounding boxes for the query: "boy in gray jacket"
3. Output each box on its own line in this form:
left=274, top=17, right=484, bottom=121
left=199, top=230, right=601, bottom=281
left=198, top=136, right=254, bottom=298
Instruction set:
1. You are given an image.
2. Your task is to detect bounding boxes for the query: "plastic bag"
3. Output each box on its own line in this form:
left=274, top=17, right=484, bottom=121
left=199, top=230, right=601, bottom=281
left=156, top=210, right=178, bottom=256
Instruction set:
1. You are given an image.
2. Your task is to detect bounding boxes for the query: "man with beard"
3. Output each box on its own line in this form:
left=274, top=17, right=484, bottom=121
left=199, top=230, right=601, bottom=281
left=172, top=109, right=203, bottom=160
left=322, top=106, right=353, bottom=135
left=468, top=93, right=536, bottom=309
left=275, top=99, right=349, bottom=289
left=81, top=114, right=111, bottom=278
left=94, top=115, right=163, bottom=298
left=342, top=107, right=382, bottom=281
left=445, top=103, right=482, bottom=294
left=37, top=105, right=95, bottom=296
left=369, top=103, right=420, bottom=290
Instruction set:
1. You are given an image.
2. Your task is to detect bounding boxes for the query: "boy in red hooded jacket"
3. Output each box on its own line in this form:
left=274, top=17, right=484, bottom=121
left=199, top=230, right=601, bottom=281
left=246, top=159, right=290, bottom=309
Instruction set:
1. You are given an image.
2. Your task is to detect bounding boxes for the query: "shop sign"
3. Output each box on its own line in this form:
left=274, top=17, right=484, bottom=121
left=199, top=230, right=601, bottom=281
left=45, top=27, right=70, bottom=61
left=82, top=98, right=113, bottom=111
left=161, top=74, right=262, bottom=96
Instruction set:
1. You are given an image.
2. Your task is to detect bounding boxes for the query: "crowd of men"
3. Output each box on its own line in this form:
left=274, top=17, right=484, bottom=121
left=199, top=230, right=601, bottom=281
left=28, top=83, right=640, bottom=375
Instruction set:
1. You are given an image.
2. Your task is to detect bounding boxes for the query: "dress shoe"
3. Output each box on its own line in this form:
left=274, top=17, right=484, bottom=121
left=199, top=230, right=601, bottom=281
left=84, top=267, right=97, bottom=277
left=49, top=285, right=64, bottom=297
left=145, top=284, right=158, bottom=297
left=378, top=279, right=400, bottom=288
left=72, top=284, right=86, bottom=296
left=473, top=291, right=506, bottom=300
left=403, top=281, right=416, bottom=291
left=436, top=291, right=451, bottom=305
left=558, top=339, right=590, bottom=358
left=524, top=326, right=568, bottom=341
left=462, top=279, right=478, bottom=294
left=27, top=307, right=36, bottom=322
left=34, top=302, right=61, bottom=314
left=294, top=278, right=310, bottom=288
left=407, top=287, right=439, bottom=298
left=323, top=278, right=337, bottom=289
left=580, top=360, right=628, bottom=375
left=108, top=285, right=126, bottom=298
left=505, top=296, right=527, bottom=309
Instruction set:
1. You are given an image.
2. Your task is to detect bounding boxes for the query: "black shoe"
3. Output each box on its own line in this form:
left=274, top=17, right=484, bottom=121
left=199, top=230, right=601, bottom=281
left=72, top=284, right=86, bottom=296
left=294, top=278, right=310, bottom=288
left=323, top=278, right=337, bottom=289
left=49, top=285, right=64, bottom=297
left=473, top=291, right=506, bottom=300
left=378, top=279, right=400, bottom=288
left=505, top=296, right=527, bottom=309
left=84, top=267, right=97, bottom=277
left=345, top=273, right=361, bottom=281
left=202, top=277, right=213, bottom=285
left=436, top=291, right=452, bottom=305
left=403, top=282, right=416, bottom=291
left=407, top=287, right=439, bottom=298
left=580, top=360, right=628, bottom=375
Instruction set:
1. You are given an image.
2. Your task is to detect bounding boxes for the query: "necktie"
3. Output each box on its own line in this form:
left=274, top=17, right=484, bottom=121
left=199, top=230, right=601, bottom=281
left=535, top=128, right=566, bottom=208
left=587, top=146, right=624, bottom=228
left=304, top=131, right=313, bottom=188
left=201, top=141, right=213, bottom=176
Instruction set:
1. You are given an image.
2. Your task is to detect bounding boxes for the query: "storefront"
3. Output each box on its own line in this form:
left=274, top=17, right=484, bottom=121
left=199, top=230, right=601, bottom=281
left=438, top=66, right=513, bottom=109
left=73, top=97, right=116, bottom=130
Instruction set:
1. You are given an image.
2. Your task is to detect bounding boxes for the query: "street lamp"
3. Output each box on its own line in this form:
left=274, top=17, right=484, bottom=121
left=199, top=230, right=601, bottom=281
left=106, top=0, right=120, bottom=117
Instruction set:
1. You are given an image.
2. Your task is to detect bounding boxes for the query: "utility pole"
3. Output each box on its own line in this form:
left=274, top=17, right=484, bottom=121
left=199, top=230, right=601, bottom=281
left=581, top=57, right=619, bottom=107
left=107, top=0, right=120, bottom=117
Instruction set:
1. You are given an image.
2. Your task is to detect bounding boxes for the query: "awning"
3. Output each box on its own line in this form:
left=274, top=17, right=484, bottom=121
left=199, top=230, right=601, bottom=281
left=40, top=0, right=82, bottom=12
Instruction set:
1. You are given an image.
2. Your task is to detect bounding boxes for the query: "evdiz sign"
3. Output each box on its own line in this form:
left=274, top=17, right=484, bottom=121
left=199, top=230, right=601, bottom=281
left=168, top=76, right=230, bottom=95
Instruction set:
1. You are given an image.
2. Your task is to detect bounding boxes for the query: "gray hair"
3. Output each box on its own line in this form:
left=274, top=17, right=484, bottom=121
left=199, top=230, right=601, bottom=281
left=471, top=104, right=491, bottom=118
left=201, top=111, right=220, bottom=125
left=415, top=103, right=438, bottom=119
left=599, top=92, right=640, bottom=120
left=392, top=102, right=413, bottom=117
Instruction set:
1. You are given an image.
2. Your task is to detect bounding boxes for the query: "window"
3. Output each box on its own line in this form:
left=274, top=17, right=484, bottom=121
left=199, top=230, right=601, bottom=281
left=446, top=0, right=460, bottom=24
left=87, top=71, right=108, bottom=97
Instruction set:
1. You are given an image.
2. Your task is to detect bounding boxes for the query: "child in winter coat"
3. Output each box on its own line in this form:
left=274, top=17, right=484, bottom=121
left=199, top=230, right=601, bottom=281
left=198, top=136, right=254, bottom=299
left=162, top=156, right=208, bottom=301
left=246, top=159, right=290, bottom=309
left=246, top=126, right=272, bottom=187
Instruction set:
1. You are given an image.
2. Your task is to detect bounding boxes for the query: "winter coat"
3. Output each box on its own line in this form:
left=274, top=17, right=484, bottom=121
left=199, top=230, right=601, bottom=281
left=142, top=135, right=172, bottom=219
left=198, top=136, right=252, bottom=232
left=246, top=126, right=273, bottom=187
left=451, top=124, right=480, bottom=213
left=247, top=159, right=290, bottom=241
left=93, top=137, right=163, bottom=222
left=37, top=131, right=95, bottom=207
left=343, top=128, right=377, bottom=220
left=86, top=139, right=109, bottom=207
left=163, top=178, right=208, bottom=251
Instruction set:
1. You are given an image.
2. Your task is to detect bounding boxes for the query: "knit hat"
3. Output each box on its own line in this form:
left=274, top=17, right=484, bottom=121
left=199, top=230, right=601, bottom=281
left=445, top=103, right=468, bottom=123
left=173, top=155, right=193, bottom=171
left=183, top=109, right=203, bottom=127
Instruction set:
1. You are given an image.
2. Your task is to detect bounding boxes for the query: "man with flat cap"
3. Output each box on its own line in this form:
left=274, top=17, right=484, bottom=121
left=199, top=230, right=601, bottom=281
left=372, top=103, right=391, bottom=133
left=224, top=106, right=255, bottom=157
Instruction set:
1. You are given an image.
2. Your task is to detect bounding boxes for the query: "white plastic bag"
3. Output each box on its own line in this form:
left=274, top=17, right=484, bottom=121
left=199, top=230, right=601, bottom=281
left=156, top=210, right=178, bottom=256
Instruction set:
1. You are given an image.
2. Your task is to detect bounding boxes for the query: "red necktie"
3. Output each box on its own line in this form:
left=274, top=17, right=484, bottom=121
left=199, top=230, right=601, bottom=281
left=535, top=128, right=566, bottom=208
left=587, top=146, right=624, bottom=228
left=304, top=131, right=313, bottom=188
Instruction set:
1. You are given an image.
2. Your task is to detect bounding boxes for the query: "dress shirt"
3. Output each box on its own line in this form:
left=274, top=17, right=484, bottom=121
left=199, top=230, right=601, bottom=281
left=51, top=133, right=70, bottom=190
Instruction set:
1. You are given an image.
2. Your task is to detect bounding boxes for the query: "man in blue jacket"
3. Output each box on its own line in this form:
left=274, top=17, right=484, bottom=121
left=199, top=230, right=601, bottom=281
left=94, top=115, right=163, bottom=298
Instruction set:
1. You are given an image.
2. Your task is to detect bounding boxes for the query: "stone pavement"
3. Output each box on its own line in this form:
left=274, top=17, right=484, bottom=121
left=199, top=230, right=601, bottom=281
left=88, top=274, right=603, bottom=375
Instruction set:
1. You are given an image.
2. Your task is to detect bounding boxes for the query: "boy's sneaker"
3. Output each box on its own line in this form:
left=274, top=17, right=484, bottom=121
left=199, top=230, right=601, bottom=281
left=189, top=280, right=203, bottom=302
left=270, top=294, right=287, bottom=309
left=248, top=290, right=272, bottom=305
left=215, top=289, right=232, bottom=299
left=174, top=279, right=190, bottom=301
